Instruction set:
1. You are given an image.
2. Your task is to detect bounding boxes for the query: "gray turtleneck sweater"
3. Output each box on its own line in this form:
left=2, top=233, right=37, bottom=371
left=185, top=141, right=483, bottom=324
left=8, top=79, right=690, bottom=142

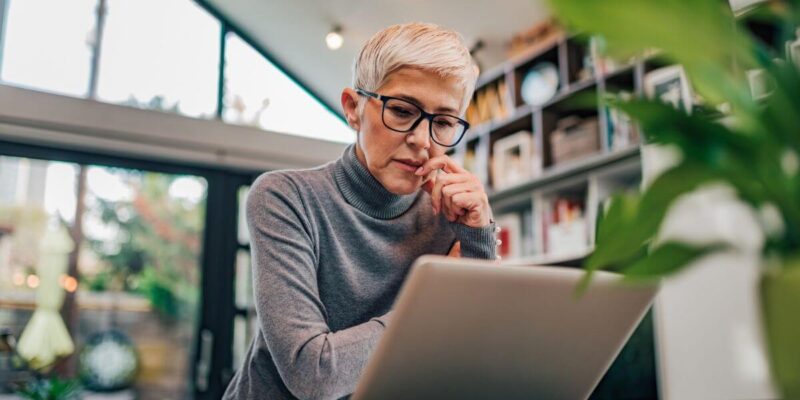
left=223, top=144, right=497, bottom=400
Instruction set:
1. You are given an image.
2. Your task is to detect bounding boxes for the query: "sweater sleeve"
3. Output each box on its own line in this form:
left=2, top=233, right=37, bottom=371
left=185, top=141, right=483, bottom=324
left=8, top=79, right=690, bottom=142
left=246, top=173, right=386, bottom=400
left=449, top=219, right=499, bottom=260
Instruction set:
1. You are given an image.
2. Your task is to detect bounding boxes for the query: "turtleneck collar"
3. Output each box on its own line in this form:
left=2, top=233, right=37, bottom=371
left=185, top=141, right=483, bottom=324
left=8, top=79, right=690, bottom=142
left=333, top=144, right=419, bottom=219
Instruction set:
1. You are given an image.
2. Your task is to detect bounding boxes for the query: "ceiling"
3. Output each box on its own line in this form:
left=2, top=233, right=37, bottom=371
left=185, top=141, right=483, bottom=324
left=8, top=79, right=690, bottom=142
left=205, top=0, right=551, bottom=116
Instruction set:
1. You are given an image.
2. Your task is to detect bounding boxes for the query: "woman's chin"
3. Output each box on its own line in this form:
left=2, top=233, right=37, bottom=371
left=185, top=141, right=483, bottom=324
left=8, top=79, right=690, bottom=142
left=383, top=177, right=422, bottom=195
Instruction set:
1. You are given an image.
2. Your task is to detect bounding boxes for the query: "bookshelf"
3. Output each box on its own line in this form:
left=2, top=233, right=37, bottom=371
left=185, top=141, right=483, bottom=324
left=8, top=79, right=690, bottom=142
left=451, top=6, right=794, bottom=266
left=452, top=34, right=645, bottom=265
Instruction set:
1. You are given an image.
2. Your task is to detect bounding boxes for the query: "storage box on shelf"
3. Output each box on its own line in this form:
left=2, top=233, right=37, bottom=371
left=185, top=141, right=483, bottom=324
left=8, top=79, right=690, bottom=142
left=491, top=130, right=535, bottom=191
left=535, top=178, right=590, bottom=259
left=488, top=110, right=537, bottom=190
left=540, top=85, right=602, bottom=168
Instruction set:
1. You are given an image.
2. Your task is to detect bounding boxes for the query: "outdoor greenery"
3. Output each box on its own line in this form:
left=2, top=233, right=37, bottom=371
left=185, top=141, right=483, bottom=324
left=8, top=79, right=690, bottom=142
left=14, top=376, right=81, bottom=400
left=548, top=0, right=800, bottom=397
left=83, top=169, right=205, bottom=319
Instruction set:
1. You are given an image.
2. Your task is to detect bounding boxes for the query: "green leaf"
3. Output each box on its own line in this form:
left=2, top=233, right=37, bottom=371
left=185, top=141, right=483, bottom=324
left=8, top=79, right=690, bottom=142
left=585, top=193, right=645, bottom=271
left=616, top=100, right=759, bottom=162
left=637, top=164, right=721, bottom=235
left=586, top=164, right=720, bottom=272
left=578, top=244, right=648, bottom=296
left=617, top=99, right=793, bottom=215
left=621, top=241, right=727, bottom=281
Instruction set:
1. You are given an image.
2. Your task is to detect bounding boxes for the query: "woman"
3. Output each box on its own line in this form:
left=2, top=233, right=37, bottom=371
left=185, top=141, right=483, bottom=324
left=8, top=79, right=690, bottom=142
left=224, top=22, right=499, bottom=400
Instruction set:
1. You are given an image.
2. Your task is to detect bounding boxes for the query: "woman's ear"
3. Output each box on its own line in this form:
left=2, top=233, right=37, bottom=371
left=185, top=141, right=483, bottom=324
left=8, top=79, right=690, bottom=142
left=341, top=88, right=361, bottom=131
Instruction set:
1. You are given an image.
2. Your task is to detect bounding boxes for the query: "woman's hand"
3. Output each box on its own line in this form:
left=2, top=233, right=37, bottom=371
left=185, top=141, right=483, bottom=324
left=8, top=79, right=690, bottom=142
left=415, top=155, right=492, bottom=228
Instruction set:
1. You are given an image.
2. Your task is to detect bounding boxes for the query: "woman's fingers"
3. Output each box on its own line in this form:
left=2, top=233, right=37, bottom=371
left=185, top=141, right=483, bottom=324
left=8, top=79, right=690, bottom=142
left=441, top=182, right=477, bottom=221
left=416, top=154, right=491, bottom=227
left=451, top=192, right=489, bottom=226
left=415, top=155, right=467, bottom=177
left=430, top=173, right=472, bottom=216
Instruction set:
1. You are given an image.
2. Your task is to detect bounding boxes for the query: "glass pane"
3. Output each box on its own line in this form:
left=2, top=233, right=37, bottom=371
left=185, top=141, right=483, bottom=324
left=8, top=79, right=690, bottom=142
left=0, top=155, right=207, bottom=399
left=96, top=0, right=219, bottom=118
left=232, top=315, right=246, bottom=371
left=1, top=0, right=96, bottom=97
left=0, top=157, right=71, bottom=299
left=237, top=185, right=249, bottom=245
left=232, top=314, right=258, bottom=373
left=235, top=249, right=252, bottom=309
left=223, top=33, right=354, bottom=143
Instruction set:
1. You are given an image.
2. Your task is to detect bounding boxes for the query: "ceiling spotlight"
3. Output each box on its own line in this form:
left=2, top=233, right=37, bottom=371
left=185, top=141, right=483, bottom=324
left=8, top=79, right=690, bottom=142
left=326, top=26, right=343, bottom=50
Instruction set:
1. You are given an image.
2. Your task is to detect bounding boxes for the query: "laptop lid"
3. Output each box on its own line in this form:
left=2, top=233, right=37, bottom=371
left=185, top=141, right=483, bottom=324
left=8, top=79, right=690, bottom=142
left=352, top=255, right=659, bottom=400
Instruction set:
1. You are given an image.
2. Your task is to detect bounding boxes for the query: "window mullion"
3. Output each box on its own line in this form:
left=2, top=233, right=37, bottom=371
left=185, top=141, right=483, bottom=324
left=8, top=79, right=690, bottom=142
left=87, top=0, right=107, bottom=99
left=216, top=23, right=227, bottom=119
left=0, top=0, right=9, bottom=78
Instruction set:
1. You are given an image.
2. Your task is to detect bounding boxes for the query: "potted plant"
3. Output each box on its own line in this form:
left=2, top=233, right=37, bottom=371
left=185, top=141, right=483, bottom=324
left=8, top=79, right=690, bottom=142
left=548, top=0, right=800, bottom=397
left=1, top=330, right=80, bottom=400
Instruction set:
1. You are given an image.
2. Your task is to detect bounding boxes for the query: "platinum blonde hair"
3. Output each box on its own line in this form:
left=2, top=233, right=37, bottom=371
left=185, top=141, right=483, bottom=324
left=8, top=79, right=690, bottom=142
left=353, top=22, right=478, bottom=115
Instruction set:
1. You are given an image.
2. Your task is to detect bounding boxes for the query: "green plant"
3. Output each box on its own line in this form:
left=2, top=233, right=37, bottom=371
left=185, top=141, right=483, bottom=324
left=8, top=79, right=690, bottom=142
left=548, top=0, right=800, bottom=396
left=14, top=377, right=81, bottom=400
left=83, top=169, right=204, bottom=318
left=137, top=265, right=181, bottom=319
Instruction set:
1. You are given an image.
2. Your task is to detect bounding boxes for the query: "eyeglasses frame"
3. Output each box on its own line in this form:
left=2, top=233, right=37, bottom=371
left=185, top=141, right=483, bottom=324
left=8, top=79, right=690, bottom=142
left=355, top=88, right=470, bottom=148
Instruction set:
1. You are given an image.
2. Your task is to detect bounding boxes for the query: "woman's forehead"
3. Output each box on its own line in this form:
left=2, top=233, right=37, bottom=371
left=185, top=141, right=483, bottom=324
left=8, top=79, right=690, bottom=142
left=379, top=68, right=463, bottom=113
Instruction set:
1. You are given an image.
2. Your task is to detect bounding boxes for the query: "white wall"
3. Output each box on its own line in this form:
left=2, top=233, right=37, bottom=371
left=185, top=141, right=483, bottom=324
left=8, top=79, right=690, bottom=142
left=0, top=84, right=349, bottom=172
left=641, top=144, right=778, bottom=399
left=655, top=254, right=778, bottom=400
left=650, top=186, right=778, bottom=399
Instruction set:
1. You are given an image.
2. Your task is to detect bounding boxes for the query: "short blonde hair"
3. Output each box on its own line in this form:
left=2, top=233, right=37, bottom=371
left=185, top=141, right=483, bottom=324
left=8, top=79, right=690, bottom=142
left=353, top=22, right=478, bottom=114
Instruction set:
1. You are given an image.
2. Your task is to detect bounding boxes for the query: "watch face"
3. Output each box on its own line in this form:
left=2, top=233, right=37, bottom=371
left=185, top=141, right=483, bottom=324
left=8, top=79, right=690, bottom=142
left=79, top=330, right=138, bottom=391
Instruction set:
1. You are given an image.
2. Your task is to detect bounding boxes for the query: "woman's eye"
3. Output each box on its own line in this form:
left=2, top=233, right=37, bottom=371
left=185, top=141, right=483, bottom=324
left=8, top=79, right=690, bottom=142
left=435, top=119, right=454, bottom=128
left=389, top=106, right=413, bottom=117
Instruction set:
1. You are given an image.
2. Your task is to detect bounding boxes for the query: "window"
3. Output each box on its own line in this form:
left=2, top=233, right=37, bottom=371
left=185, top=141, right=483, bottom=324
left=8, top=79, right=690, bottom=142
left=232, top=185, right=257, bottom=370
left=0, top=155, right=207, bottom=399
left=0, top=0, right=96, bottom=97
left=223, top=33, right=354, bottom=143
left=95, top=0, right=220, bottom=118
left=0, top=0, right=353, bottom=142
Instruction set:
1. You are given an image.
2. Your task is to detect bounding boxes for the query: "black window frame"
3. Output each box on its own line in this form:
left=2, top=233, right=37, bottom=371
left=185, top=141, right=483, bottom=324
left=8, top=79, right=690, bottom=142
left=0, top=139, right=261, bottom=399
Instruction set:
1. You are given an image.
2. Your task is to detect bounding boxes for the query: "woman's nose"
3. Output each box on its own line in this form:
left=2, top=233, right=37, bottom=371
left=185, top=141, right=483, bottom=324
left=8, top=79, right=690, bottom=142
left=406, top=118, right=431, bottom=150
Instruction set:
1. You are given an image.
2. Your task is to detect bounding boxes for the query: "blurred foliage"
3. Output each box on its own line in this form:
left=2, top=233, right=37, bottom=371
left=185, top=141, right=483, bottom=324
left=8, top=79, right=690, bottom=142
left=121, top=94, right=181, bottom=115
left=83, top=169, right=205, bottom=319
left=14, top=376, right=81, bottom=400
left=549, top=0, right=800, bottom=396
left=547, top=0, right=800, bottom=279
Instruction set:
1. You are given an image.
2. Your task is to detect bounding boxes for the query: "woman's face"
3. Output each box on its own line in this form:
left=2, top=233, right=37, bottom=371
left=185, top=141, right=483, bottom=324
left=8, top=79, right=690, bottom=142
left=342, top=67, right=464, bottom=195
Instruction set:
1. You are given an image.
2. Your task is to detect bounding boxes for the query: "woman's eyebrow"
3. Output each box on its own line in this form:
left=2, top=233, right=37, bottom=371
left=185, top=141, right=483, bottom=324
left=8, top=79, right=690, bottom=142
left=396, top=94, right=457, bottom=114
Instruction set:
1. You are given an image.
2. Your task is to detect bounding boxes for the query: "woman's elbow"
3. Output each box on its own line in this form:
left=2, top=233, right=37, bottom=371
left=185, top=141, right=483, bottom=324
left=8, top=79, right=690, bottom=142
left=281, top=347, right=348, bottom=400
left=283, top=374, right=343, bottom=400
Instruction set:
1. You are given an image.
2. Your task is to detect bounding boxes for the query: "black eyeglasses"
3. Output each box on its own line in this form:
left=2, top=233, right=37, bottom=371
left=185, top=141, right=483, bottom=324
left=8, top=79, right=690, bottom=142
left=356, top=88, right=470, bottom=148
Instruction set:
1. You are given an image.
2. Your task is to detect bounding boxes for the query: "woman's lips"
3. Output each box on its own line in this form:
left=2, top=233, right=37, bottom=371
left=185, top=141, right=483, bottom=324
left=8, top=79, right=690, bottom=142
left=393, top=160, right=421, bottom=173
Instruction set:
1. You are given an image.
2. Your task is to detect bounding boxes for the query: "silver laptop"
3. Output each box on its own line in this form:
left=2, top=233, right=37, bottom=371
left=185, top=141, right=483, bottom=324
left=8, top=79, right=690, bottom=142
left=351, top=255, right=659, bottom=400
